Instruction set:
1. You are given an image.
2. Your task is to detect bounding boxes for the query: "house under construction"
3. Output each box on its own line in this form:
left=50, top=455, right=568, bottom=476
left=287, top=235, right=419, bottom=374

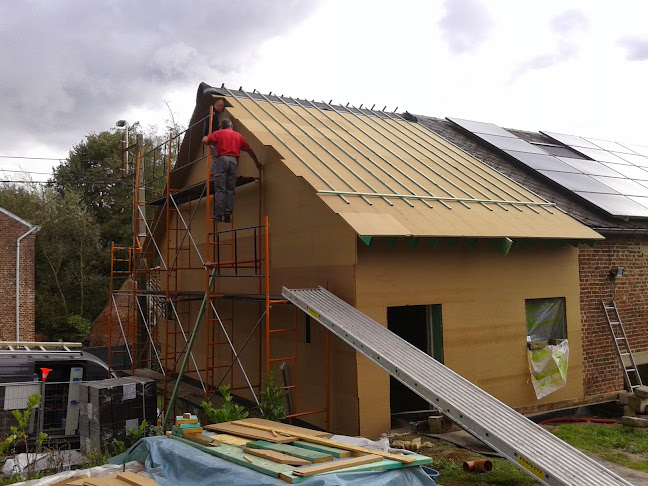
left=107, top=82, right=603, bottom=438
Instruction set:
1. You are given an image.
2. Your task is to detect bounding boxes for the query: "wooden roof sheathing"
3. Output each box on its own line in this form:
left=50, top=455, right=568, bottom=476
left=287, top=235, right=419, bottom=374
left=226, top=95, right=602, bottom=239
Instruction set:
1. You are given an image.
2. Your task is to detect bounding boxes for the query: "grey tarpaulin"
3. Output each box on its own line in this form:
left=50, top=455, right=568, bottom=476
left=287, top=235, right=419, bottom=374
left=114, top=436, right=437, bottom=486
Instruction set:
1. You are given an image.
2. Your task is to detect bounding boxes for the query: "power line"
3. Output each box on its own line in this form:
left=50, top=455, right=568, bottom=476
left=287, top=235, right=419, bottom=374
left=0, top=169, right=53, bottom=175
left=0, top=155, right=65, bottom=161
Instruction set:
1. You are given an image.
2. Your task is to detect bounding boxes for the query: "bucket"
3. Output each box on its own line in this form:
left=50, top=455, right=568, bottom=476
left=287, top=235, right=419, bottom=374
left=421, top=466, right=440, bottom=481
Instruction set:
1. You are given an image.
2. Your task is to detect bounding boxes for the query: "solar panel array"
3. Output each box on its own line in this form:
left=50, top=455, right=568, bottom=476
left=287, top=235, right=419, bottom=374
left=447, top=117, right=648, bottom=218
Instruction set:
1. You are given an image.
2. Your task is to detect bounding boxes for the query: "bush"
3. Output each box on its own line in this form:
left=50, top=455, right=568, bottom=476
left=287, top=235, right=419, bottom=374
left=201, top=386, right=248, bottom=424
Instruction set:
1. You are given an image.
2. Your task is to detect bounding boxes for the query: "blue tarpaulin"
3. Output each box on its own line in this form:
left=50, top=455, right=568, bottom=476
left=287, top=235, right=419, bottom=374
left=114, top=436, right=437, bottom=486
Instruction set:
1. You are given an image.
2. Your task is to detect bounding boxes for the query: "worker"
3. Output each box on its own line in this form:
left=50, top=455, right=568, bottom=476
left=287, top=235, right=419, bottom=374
left=203, top=97, right=227, bottom=136
left=202, top=118, right=261, bottom=223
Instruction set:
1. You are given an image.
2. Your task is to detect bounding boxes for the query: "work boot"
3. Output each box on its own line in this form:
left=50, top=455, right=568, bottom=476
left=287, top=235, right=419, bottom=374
left=223, top=214, right=231, bottom=223
left=211, top=215, right=223, bottom=222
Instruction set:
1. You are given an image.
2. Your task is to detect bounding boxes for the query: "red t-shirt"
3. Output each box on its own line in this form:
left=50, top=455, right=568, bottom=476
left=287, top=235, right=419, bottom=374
left=207, top=128, right=250, bottom=158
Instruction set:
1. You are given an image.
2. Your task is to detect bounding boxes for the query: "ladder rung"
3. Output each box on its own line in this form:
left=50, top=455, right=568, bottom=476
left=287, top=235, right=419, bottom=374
left=621, top=353, right=630, bottom=356
left=627, top=368, right=636, bottom=372
left=615, top=337, right=626, bottom=340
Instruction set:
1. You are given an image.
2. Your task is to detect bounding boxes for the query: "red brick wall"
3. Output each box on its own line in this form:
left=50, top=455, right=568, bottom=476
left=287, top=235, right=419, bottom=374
left=579, top=236, right=648, bottom=395
left=0, top=212, right=36, bottom=341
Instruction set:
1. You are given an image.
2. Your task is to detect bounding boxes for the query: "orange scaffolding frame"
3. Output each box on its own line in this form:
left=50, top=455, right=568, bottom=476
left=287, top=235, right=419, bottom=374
left=108, top=107, right=330, bottom=428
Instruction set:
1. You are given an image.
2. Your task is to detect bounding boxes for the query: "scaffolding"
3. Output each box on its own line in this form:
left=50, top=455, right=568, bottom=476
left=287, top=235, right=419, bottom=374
left=108, top=106, right=330, bottom=429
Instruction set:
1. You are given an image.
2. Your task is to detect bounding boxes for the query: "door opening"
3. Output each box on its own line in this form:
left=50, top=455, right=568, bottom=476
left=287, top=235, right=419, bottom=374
left=388, top=304, right=443, bottom=413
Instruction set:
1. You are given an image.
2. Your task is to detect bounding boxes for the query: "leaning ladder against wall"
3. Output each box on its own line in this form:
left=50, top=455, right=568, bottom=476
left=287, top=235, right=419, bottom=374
left=601, top=301, right=643, bottom=391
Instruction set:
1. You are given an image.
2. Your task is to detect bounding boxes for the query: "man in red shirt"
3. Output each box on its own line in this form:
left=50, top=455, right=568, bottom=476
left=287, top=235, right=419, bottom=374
left=202, top=118, right=261, bottom=222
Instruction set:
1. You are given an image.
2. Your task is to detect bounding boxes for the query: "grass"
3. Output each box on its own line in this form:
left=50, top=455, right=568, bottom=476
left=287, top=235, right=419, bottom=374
left=427, top=456, right=540, bottom=485
left=549, top=423, right=648, bottom=472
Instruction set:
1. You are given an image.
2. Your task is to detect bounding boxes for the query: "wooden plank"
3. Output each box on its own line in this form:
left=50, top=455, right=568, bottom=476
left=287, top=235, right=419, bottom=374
left=168, top=435, right=294, bottom=478
left=116, top=472, right=159, bottom=486
left=279, top=453, right=434, bottom=483
left=290, top=454, right=383, bottom=478
left=291, top=441, right=351, bottom=458
left=242, top=418, right=331, bottom=438
left=82, top=478, right=129, bottom=486
left=243, top=448, right=311, bottom=466
left=231, top=421, right=416, bottom=464
left=204, top=422, right=296, bottom=443
left=247, top=440, right=333, bottom=463
left=183, top=433, right=220, bottom=447
left=209, top=433, right=249, bottom=447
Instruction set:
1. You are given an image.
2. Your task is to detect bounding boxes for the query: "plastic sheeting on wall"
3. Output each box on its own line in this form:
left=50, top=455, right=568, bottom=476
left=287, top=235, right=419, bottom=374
left=528, top=340, right=570, bottom=399
left=525, top=297, right=566, bottom=343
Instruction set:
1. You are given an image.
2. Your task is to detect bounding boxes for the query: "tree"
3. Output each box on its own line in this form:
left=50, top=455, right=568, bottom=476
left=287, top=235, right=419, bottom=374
left=51, top=130, right=133, bottom=247
left=0, top=184, right=105, bottom=341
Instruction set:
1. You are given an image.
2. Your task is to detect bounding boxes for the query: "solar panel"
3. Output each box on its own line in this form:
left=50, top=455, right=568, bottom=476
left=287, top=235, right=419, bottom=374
left=574, top=192, right=648, bottom=217
left=628, top=196, right=648, bottom=210
left=615, top=153, right=648, bottom=167
left=622, top=143, right=648, bottom=157
left=504, top=151, right=580, bottom=172
left=534, top=144, right=584, bottom=158
left=479, top=134, right=548, bottom=154
left=602, top=163, right=648, bottom=180
left=538, top=171, right=618, bottom=194
left=571, top=147, right=629, bottom=164
left=557, top=157, right=623, bottom=177
left=541, top=131, right=601, bottom=149
left=447, top=117, right=516, bottom=138
left=584, top=137, right=634, bottom=154
left=449, top=122, right=648, bottom=218
left=592, top=176, right=648, bottom=197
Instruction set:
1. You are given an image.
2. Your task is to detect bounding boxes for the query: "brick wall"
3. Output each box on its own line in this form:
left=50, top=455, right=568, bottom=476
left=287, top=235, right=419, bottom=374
left=579, top=236, right=648, bottom=395
left=0, top=212, right=36, bottom=341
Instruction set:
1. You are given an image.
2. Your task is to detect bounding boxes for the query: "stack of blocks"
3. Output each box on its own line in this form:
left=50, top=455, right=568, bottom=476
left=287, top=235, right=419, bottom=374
left=620, top=386, right=648, bottom=427
left=79, top=376, right=157, bottom=453
left=172, top=413, right=203, bottom=437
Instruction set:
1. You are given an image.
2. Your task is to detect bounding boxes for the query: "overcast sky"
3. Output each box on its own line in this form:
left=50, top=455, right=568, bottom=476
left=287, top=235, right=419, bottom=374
left=2, top=0, right=647, bottom=182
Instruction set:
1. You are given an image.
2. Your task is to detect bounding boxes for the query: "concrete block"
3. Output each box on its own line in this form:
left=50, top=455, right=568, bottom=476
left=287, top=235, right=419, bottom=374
left=634, top=386, right=648, bottom=399
left=618, top=390, right=629, bottom=405
left=621, top=416, right=648, bottom=428
left=427, top=414, right=459, bottom=433
left=624, top=405, right=636, bottom=417
left=627, top=395, right=648, bottom=414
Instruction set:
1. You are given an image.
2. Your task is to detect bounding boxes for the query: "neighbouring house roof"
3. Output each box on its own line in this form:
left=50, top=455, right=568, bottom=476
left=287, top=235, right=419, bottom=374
left=209, top=88, right=600, bottom=240
left=0, top=207, right=35, bottom=229
left=417, top=117, right=648, bottom=234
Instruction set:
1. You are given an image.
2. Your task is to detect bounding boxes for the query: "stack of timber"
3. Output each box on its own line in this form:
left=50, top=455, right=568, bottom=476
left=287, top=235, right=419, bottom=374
left=167, top=417, right=432, bottom=483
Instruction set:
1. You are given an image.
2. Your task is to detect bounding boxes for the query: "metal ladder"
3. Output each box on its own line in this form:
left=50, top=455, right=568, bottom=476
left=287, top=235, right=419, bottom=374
left=0, top=341, right=82, bottom=353
left=602, top=301, right=643, bottom=391
left=283, top=286, right=633, bottom=486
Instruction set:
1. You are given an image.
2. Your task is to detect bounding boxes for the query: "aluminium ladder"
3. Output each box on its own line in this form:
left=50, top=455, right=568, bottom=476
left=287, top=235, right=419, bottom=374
left=283, top=287, right=632, bottom=486
left=602, top=301, right=643, bottom=391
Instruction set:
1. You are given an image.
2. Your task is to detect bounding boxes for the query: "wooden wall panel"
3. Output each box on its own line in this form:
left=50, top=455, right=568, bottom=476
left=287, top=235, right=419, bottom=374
left=355, top=240, right=584, bottom=437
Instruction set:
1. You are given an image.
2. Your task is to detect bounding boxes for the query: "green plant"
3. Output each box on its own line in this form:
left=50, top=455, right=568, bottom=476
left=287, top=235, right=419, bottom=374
left=258, top=371, right=287, bottom=422
left=1, top=393, right=48, bottom=480
left=126, top=420, right=148, bottom=444
left=201, top=386, right=248, bottom=424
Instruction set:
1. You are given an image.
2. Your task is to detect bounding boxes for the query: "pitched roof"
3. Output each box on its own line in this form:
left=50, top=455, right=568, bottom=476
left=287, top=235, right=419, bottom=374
left=217, top=90, right=599, bottom=240
left=417, top=117, right=648, bottom=234
left=0, top=207, right=35, bottom=229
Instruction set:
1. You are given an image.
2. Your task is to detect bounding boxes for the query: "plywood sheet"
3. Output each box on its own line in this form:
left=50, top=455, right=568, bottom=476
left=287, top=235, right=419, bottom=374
left=247, top=440, right=333, bottom=463
left=227, top=97, right=603, bottom=240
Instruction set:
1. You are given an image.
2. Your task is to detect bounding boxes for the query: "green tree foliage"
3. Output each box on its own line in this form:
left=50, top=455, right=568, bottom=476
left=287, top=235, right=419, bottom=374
left=1, top=124, right=173, bottom=342
left=51, top=130, right=133, bottom=247
left=0, top=184, right=105, bottom=341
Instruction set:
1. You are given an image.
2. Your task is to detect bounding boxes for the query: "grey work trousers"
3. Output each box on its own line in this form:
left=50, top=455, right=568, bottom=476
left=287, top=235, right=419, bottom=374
left=211, top=155, right=238, bottom=217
